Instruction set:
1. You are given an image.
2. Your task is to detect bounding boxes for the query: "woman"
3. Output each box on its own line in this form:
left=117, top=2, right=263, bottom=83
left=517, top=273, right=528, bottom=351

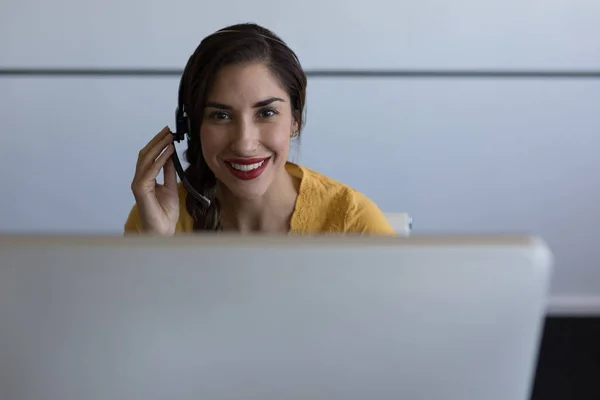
left=125, top=23, right=395, bottom=235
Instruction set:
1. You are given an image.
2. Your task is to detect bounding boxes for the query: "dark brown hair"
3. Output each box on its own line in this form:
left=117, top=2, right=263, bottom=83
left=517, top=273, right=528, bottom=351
left=179, top=23, right=307, bottom=231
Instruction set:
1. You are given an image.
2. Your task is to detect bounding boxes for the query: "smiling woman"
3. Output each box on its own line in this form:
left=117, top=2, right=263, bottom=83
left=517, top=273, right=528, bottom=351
left=125, top=23, right=396, bottom=235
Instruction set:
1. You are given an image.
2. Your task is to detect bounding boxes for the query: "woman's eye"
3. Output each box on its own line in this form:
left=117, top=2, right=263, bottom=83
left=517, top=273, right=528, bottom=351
left=210, top=111, right=230, bottom=120
left=259, top=108, right=278, bottom=118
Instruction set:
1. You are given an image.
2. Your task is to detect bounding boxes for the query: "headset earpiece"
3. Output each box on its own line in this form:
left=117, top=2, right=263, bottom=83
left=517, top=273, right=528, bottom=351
left=173, top=106, right=189, bottom=143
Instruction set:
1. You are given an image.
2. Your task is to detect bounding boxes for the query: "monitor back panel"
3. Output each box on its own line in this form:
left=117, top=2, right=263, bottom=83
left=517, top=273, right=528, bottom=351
left=0, top=235, right=552, bottom=400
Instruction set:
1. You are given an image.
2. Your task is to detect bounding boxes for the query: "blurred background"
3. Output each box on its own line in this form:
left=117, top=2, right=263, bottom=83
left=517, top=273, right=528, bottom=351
left=1, top=0, right=599, bottom=397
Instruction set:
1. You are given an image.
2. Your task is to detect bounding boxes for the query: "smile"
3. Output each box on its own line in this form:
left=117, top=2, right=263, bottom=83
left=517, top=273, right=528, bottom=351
left=229, top=160, right=265, bottom=172
left=224, top=157, right=271, bottom=180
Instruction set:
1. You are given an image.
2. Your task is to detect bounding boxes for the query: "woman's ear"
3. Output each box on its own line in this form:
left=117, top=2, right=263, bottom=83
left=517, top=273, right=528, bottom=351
left=291, top=117, right=299, bottom=138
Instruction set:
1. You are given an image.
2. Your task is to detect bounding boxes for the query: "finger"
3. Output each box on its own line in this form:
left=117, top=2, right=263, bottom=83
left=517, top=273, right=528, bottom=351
left=138, top=126, right=170, bottom=160
left=136, top=132, right=173, bottom=174
left=140, top=144, right=175, bottom=184
left=163, top=150, right=178, bottom=191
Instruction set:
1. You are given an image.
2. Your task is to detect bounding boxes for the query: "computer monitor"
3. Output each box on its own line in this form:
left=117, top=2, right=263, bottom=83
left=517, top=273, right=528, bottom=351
left=0, top=234, right=551, bottom=400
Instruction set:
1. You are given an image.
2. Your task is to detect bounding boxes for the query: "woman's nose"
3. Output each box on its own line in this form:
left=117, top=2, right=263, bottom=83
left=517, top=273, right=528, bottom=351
left=228, top=121, right=259, bottom=155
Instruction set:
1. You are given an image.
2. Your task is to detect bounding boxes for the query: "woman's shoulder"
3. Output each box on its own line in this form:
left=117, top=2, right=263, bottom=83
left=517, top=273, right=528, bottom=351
left=288, top=163, right=396, bottom=235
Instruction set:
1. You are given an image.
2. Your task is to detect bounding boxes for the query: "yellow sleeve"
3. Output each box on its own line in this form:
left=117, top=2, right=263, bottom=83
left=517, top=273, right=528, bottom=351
left=123, top=187, right=195, bottom=234
left=124, top=204, right=143, bottom=234
left=344, top=192, right=396, bottom=235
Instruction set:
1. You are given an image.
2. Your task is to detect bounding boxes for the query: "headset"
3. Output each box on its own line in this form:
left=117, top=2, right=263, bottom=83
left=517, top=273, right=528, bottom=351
left=171, top=101, right=212, bottom=208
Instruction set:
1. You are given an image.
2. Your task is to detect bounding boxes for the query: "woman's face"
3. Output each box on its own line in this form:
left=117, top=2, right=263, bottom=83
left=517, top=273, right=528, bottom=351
left=200, top=62, right=297, bottom=200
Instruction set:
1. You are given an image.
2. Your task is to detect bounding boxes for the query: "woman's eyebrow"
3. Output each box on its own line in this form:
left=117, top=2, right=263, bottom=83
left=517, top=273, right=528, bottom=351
left=253, top=97, right=285, bottom=107
left=204, top=101, right=231, bottom=109
left=204, top=97, right=285, bottom=110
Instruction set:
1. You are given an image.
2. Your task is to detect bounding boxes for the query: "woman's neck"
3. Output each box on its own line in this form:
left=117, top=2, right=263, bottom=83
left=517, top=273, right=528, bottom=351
left=218, top=170, right=300, bottom=234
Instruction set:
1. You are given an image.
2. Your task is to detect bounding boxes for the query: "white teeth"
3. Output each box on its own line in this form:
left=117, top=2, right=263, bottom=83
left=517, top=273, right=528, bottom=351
left=229, top=160, right=265, bottom=172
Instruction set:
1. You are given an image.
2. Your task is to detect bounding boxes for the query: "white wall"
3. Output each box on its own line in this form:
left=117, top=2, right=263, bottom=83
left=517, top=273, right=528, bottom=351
left=2, top=0, right=599, bottom=69
left=1, top=0, right=600, bottom=313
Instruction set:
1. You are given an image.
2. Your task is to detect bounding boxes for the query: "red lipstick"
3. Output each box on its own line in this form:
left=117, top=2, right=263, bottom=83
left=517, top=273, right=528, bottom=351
left=224, top=157, right=271, bottom=180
